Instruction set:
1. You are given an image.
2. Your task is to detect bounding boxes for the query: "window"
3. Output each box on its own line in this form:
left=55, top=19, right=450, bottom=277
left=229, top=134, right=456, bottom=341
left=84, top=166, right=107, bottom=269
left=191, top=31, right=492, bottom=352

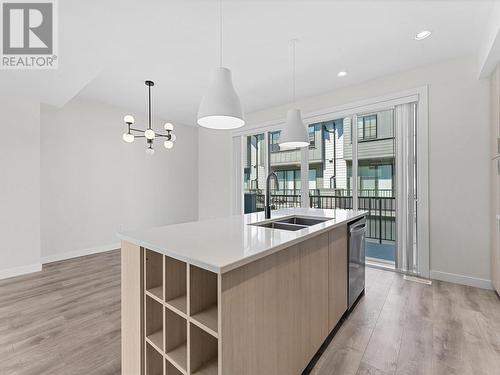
left=357, top=114, right=377, bottom=141
left=357, top=161, right=394, bottom=196
left=244, top=133, right=266, bottom=191
left=269, top=131, right=281, bottom=152
left=308, top=124, right=318, bottom=148
left=308, top=169, right=317, bottom=189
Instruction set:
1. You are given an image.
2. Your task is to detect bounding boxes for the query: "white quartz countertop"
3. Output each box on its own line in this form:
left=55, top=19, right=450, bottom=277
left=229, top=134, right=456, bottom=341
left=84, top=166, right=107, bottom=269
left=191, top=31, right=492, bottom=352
left=118, top=208, right=366, bottom=274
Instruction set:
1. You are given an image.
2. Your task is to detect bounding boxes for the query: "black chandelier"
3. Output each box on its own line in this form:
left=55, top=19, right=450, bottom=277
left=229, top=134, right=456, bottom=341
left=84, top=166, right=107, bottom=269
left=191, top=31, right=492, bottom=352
left=122, top=80, right=176, bottom=155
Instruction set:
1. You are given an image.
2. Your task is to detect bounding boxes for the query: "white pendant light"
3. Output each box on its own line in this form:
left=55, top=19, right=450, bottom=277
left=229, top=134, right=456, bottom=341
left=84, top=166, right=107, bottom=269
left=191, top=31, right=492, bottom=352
left=279, top=39, right=309, bottom=149
left=280, top=108, right=309, bottom=149
left=197, top=0, right=244, bottom=130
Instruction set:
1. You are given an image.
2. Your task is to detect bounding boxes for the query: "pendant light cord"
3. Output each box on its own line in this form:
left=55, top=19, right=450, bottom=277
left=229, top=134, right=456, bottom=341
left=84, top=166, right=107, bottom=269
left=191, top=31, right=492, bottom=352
left=148, top=84, right=152, bottom=130
left=291, top=39, right=298, bottom=106
left=219, top=0, right=223, bottom=67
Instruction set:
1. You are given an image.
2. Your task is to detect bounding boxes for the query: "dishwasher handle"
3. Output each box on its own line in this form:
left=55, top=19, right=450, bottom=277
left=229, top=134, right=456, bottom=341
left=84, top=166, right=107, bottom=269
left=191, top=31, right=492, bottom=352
left=350, top=222, right=366, bottom=234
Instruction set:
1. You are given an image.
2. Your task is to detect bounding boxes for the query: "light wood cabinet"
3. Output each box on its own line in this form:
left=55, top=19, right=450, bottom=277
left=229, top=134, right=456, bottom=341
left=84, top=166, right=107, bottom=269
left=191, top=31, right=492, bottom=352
left=220, top=232, right=330, bottom=375
left=328, top=226, right=348, bottom=330
left=121, top=241, right=143, bottom=375
left=122, top=224, right=351, bottom=375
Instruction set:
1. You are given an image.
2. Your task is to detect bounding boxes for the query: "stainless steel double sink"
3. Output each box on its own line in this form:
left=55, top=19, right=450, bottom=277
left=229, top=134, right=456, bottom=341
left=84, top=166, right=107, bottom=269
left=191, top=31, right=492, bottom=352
left=250, top=215, right=332, bottom=231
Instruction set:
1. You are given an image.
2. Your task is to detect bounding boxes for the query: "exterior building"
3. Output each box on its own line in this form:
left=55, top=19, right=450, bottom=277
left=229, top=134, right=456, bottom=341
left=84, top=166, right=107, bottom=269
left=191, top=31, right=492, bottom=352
left=243, top=109, right=395, bottom=203
left=252, top=109, right=395, bottom=197
left=343, top=110, right=395, bottom=196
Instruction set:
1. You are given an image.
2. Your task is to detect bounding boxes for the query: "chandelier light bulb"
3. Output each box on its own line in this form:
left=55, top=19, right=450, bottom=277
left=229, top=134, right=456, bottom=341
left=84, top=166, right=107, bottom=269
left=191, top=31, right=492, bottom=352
left=122, top=133, right=135, bottom=143
left=144, top=129, right=155, bottom=140
left=146, top=147, right=155, bottom=155
left=164, top=140, right=174, bottom=149
left=123, top=115, right=135, bottom=124
left=164, top=122, right=174, bottom=131
left=415, top=30, right=431, bottom=40
left=170, top=134, right=176, bottom=142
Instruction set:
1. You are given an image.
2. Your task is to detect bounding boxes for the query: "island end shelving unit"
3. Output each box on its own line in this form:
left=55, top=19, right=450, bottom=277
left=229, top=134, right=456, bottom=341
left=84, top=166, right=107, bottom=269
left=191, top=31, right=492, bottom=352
left=143, top=249, right=220, bottom=375
left=121, top=209, right=362, bottom=375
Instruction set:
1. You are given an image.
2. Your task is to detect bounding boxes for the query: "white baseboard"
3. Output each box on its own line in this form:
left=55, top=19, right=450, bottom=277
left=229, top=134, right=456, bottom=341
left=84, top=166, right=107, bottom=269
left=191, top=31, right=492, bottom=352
left=41, top=242, right=121, bottom=265
left=430, top=270, right=492, bottom=290
left=0, top=263, right=42, bottom=280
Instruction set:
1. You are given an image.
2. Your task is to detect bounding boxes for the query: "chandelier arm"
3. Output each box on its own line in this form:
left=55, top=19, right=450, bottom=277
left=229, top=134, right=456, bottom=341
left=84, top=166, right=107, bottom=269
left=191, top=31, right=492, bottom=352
left=129, top=127, right=146, bottom=133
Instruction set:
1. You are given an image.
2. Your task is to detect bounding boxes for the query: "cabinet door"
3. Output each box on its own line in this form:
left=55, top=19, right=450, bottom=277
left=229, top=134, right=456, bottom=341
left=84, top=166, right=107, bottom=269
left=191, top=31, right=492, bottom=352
left=329, top=225, right=348, bottom=330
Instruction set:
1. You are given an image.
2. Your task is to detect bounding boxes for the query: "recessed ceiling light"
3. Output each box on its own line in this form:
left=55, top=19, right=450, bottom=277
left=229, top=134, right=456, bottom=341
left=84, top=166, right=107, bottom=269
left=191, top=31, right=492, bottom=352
left=415, top=30, right=431, bottom=40
left=337, top=71, right=347, bottom=77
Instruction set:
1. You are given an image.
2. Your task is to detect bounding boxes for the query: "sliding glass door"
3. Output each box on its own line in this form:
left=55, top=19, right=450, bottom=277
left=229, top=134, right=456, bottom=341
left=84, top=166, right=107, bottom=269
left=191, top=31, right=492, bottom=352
left=308, top=118, right=353, bottom=212
left=238, top=101, right=421, bottom=275
left=354, top=109, right=397, bottom=267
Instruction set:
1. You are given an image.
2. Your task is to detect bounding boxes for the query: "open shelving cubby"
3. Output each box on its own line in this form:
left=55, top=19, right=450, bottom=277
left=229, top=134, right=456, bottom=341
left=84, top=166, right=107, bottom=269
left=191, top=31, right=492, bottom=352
left=165, top=256, right=187, bottom=315
left=145, top=249, right=164, bottom=302
left=165, top=359, right=184, bottom=375
left=190, top=323, right=218, bottom=375
left=189, top=265, right=218, bottom=337
left=146, top=342, right=163, bottom=375
left=145, top=294, right=163, bottom=353
left=143, top=248, right=220, bottom=375
left=165, top=308, right=188, bottom=374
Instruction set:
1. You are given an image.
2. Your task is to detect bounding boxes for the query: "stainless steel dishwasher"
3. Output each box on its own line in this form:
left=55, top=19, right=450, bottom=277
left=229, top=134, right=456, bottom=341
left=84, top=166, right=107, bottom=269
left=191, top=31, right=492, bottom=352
left=348, top=217, right=366, bottom=310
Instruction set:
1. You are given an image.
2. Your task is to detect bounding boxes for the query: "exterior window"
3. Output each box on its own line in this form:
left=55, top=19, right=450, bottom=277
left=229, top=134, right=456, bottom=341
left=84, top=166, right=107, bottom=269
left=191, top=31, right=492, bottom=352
left=357, top=114, right=377, bottom=141
left=308, top=169, right=317, bottom=189
left=308, top=125, right=317, bottom=148
left=274, top=169, right=301, bottom=193
left=269, top=131, right=281, bottom=152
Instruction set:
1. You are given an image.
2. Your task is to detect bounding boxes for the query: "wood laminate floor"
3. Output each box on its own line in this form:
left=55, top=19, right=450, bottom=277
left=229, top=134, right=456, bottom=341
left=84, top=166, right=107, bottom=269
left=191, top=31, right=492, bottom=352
left=0, top=251, right=499, bottom=375
left=312, top=267, right=500, bottom=375
left=0, top=251, right=121, bottom=375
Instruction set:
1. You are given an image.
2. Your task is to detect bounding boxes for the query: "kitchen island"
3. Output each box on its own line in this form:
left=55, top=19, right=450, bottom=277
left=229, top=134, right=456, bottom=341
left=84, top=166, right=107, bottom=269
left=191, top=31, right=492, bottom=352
left=118, top=208, right=366, bottom=375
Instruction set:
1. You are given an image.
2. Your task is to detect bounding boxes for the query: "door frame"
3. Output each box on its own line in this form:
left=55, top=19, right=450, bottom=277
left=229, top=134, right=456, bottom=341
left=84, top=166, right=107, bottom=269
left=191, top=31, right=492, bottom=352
left=232, top=86, right=429, bottom=278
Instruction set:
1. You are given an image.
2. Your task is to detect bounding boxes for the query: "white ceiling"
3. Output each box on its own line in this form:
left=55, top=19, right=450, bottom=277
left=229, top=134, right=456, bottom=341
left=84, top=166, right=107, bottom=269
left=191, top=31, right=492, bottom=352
left=0, top=0, right=495, bottom=126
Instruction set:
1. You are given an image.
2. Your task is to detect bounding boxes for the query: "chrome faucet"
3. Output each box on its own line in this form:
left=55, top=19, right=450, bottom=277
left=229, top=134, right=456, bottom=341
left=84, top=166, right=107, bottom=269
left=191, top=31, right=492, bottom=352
left=265, top=172, right=279, bottom=219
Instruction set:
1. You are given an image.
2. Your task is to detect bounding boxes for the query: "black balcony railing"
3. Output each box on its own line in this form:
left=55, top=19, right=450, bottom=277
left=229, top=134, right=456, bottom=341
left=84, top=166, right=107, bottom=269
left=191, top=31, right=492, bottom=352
left=248, top=189, right=395, bottom=243
left=310, top=195, right=396, bottom=242
left=255, top=193, right=301, bottom=210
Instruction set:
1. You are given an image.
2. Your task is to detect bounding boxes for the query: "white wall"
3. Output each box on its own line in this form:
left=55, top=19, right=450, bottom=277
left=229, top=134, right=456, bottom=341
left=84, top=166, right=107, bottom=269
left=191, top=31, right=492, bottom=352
left=198, top=128, right=234, bottom=220
left=41, top=97, right=198, bottom=262
left=478, top=0, right=500, bottom=78
left=0, top=98, right=41, bottom=278
left=198, top=56, right=491, bottom=287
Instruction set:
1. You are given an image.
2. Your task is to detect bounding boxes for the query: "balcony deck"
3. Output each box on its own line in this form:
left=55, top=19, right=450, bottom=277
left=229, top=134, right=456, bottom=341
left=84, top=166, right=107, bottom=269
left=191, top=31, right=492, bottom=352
left=366, top=241, right=395, bottom=262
